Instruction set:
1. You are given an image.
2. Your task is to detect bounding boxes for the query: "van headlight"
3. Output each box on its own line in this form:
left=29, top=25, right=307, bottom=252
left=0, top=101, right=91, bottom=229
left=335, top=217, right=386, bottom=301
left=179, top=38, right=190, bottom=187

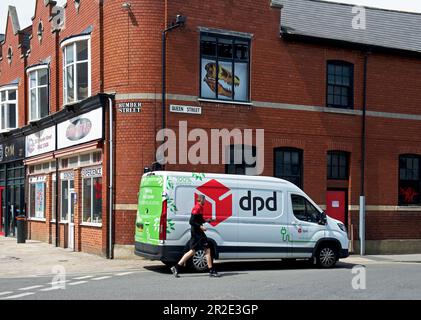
left=337, top=223, right=347, bottom=232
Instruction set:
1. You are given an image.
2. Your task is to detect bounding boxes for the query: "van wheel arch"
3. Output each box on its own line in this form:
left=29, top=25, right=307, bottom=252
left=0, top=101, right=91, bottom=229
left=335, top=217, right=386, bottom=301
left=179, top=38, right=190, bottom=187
left=313, top=238, right=341, bottom=268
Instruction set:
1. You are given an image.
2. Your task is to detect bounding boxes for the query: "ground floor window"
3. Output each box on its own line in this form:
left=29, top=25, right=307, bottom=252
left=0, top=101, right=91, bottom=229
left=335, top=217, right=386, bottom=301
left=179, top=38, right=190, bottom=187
left=29, top=181, right=46, bottom=219
left=399, top=154, right=421, bottom=206
left=82, top=167, right=102, bottom=224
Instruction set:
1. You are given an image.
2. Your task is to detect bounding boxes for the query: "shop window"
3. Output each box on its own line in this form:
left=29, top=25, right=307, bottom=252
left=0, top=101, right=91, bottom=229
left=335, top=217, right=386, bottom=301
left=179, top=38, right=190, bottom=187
left=274, top=147, right=303, bottom=188
left=327, top=151, right=349, bottom=180
left=29, top=182, right=46, bottom=219
left=61, top=158, right=68, bottom=169
left=62, top=36, right=91, bottom=104
left=0, top=87, right=18, bottom=131
left=225, top=145, right=256, bottom=175
left=399, top=154, right=421, bottom=206
left=68, top=156, right=78, bottom=168
left=200, top=33, right=250, bottom=102
left=92, top=151, right=102, bottom=163
left=28, top=67, right=49, bottom=121
left=79, top=153, right=91, bottom=165
left=82, top=176, right=102, bottom=224
left=327, top=61, right=354, bottom=109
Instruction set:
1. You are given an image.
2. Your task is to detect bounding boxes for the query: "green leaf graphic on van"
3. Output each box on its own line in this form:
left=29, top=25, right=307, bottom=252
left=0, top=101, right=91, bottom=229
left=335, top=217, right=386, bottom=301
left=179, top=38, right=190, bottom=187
left=166, top=178, right=174, bottom=190
left=192, top=173, right=205, bottom=181
left=167, top=219, right=175, bottom=234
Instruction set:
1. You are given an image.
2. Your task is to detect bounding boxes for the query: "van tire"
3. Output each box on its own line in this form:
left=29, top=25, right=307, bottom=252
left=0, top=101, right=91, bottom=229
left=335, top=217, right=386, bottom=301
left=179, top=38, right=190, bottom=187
left=316, top=244, right=338, bottom=268
left=189, top=249, right=209, bottom=272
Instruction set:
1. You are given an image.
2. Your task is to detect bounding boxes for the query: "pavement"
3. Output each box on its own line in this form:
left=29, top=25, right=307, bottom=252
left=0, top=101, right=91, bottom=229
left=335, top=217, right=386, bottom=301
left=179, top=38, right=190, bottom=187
left=0, top=237, right=155, bottom=278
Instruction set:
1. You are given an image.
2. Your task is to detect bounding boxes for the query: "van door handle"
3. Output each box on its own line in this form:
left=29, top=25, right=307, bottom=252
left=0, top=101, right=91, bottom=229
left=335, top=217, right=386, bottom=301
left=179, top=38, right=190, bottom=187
left=144, top=222, right=150, bottom=226
left=292, top=221, right=301, bottom=227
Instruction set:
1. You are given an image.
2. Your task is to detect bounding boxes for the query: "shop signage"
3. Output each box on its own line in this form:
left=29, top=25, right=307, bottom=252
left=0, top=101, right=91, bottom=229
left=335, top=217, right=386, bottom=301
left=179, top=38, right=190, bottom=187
left=57, top=108, right=103, bottom=150
left=170, top=104, right=202, bottom=115
left=118, top=102, right=142, bottom=113
left=0, top=136, right=25, bottom=164
left=61, top=171, right=74, bottom=180
left=29, top=176, right=47, bottom=184
left=26, top=126, right=56, bottom=158
left=81, top=166, right=102, bottom=178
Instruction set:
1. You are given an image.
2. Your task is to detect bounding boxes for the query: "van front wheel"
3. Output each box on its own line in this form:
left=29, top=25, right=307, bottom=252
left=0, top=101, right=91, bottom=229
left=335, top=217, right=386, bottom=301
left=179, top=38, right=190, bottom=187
left=316, top=245, right=338, bottom=268
left=191, top=250, right=209, bottom=272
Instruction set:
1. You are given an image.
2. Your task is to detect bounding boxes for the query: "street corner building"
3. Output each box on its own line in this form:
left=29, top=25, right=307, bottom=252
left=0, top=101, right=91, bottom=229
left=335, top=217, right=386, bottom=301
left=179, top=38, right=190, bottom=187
left=0, top=0, right=421, bottom=257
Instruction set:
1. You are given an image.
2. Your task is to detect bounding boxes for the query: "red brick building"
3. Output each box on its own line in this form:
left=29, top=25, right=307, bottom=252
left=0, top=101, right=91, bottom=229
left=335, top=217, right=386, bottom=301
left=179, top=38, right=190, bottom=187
left=1, top=0, right=421, bottom=256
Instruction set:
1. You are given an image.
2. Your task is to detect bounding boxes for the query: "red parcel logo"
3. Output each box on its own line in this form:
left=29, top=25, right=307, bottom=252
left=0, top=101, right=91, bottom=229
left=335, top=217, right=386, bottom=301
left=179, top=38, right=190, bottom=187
left=195, top=179, right=232, bottom=227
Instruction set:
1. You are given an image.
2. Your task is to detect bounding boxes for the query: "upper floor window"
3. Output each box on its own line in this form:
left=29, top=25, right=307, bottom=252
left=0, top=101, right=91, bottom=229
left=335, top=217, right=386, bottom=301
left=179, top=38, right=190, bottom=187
left=0, top=87, right=17, bottom=131
left=274, top=147, right=303, bottom=188
left=327, top=151, right=349, bottom=180
left=28, top=66, right=49, bottom=121
left=200, top=33, right=250, bottom=102
left=327, top=61, right=354, bottom=109
left=399, top=154, right=421, bottom=206
left=62, top=36, right=91, bottom=104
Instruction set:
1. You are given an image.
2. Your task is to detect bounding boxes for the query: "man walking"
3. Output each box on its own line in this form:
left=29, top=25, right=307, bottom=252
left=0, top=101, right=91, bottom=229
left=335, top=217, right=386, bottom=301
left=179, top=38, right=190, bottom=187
left=171, top=194, right=220, bottom=277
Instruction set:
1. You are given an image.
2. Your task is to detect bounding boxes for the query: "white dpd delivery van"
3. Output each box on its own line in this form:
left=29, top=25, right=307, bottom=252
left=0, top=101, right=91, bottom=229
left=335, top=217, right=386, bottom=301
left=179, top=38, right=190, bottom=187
left=135, top=171, right=349, bottom=270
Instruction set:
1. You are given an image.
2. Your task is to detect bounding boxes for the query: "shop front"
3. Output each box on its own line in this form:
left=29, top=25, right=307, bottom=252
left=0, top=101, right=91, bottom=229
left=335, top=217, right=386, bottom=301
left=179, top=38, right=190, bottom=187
left=0, top=134, right=25, bottom=237
left=24, top=95, right=108, bottom=254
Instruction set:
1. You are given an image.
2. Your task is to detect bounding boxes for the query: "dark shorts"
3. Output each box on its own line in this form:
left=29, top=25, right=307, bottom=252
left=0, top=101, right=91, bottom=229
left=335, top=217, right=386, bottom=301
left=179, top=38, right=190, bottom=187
left=189, top=234, right=210, bottom=251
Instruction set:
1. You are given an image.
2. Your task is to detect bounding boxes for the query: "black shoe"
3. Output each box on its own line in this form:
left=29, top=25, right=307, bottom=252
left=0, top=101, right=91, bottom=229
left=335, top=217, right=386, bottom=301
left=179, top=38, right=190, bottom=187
left=171, top=266, right=180, bottom=278
left=209, top=269, right=220, bottom=277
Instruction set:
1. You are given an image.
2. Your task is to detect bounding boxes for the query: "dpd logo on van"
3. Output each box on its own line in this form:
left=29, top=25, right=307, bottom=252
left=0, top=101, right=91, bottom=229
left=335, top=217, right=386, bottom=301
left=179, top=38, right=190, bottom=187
left=195, top=179, right=232, bottom=227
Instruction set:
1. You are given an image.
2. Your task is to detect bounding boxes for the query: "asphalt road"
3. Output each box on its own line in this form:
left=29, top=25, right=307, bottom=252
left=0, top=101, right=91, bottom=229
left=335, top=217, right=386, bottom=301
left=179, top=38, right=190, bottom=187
left=1, top=259, right=421, bottom=300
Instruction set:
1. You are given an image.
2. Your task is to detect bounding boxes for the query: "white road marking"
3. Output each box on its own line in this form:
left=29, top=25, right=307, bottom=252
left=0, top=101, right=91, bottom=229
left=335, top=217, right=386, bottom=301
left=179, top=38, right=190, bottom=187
left=19, top=285, right=44, bottom=291
left=91, top=276, right=112, bottom=281
left=115, top=272, right=134, bottom=276
left=39, top=286, right=64, bottom=292
left=68, top=281, right=88, bottom=286
left=73, top=275, right=94, bottom=280
left=0, top=292, right=35, bottom=300
left=0, top=292, right=13, bottom=296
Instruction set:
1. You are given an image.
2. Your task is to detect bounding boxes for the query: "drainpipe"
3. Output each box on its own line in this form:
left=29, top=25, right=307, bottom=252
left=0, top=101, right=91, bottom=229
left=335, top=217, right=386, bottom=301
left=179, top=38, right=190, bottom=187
left=360, top=51, right=369, bottom=256
left=161, top=16, right=186, bottom=169
left=108, top=97, right=114, bottom=259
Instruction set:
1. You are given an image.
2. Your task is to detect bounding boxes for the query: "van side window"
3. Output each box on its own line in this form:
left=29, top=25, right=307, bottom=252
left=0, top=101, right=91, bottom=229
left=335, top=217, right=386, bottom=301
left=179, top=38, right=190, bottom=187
left=291, top=194, right=320, bottom=224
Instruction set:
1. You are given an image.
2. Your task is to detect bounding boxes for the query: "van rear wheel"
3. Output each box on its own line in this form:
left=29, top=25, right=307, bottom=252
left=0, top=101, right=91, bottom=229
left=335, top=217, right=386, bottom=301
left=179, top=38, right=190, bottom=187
left=316, top=245, right=338, bottom=268
left=190, top=249, right=209, bottom=272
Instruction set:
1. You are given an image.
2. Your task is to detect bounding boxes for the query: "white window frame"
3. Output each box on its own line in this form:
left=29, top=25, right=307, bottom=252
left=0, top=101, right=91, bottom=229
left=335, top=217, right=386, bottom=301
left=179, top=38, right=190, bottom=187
left=82, top=173, right=103, bottom=226
left=0, top=85, right=18, bottom=132
left=60, top=178, right=74, bottom=223
left=27, top=65, right=50, bottom=122
left=61, top=35, right=92, bottom=105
